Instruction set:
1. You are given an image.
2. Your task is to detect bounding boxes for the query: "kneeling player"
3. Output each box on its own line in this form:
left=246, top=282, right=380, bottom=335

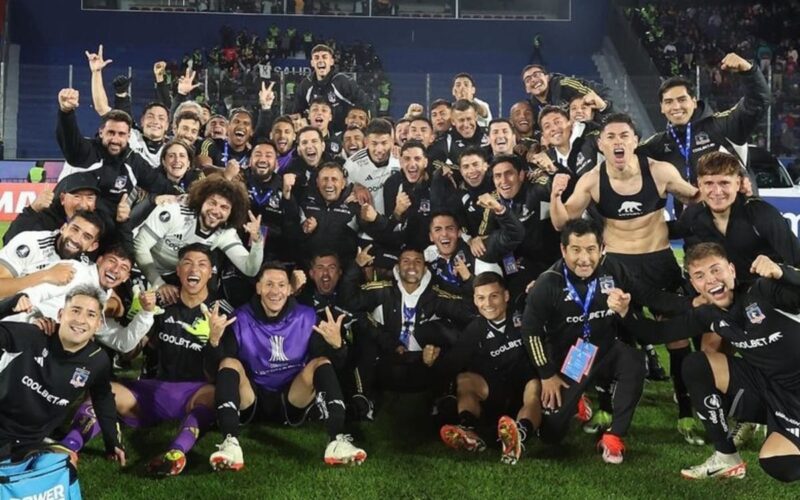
left=61, top=244, right=226, bottom=476
left=208, top=263, right=366, bottom=470
left=433, top=272, right=540, bottom=465
left=521, top=219, right=691, bottom=464
left=609, top=244, right=800, bottom=481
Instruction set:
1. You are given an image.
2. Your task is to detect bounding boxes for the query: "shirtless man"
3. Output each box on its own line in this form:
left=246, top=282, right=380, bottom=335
left=550, top=113, right=703, bottom=445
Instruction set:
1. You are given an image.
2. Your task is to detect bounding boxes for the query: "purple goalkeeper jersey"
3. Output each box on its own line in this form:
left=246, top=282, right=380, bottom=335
left=231, top=301, right=318, bottom=392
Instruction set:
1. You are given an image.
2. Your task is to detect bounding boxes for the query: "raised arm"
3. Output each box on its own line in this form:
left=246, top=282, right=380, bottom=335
left=550, top=171, right=595, bottom=230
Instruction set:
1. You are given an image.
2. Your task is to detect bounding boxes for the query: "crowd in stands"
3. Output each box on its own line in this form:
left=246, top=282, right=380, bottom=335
left=156, top=26, right=391, bottom=120
left=3, top=11, right=800, bottom=488
left=628, top=2, right=800, bottom=157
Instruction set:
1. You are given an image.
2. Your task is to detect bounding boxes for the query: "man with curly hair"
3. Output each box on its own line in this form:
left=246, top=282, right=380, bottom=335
left=133, top=174, right=264, bottom=305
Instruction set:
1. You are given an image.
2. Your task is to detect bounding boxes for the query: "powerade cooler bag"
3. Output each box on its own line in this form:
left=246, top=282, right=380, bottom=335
left=0, top=452, right=82, bottom=499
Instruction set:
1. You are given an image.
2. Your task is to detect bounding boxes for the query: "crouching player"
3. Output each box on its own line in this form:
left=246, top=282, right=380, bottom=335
left=608, top=243, right=800, bottom=482
left=520, top=219, right=691, bottom=464
left=61, top=244, right=226, bottom=476
left=433, top=272, right=541, bottom=465
left=208, top=262, right=367, bottom=470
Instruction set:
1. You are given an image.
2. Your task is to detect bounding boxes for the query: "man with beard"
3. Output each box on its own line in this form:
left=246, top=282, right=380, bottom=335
left=638, top=53, right=769, bottom=190
left=245, top=141, right=301, bottom=263
left=341, top=126, right=366, bottom=160
left=430, top=99, right=452, bottom=138
left=408, top=116, right=436, bottom=148
left=452, top=73, right=493, bottom=128
left=521, top=64, right=609, bottom=134
left=172, top=111, right=203, bottom=151
left=292, top=162, right=363, bottom=264
left=133, top=175, right=263, bottom=306
left=293, top=44, right=372, bottom=134
left=209, top=263, right=366, bottom=469
left=61, top=244, right=227, bottom=477
left=345, top=118, right=400, bottom=215
left=197, top=108, right=254, bottom=169
left=550, top=113, right=703, bottom=445
left=0, top=210, right=104, bottom=299
left=430, top=146, right=494, bottom=238
left=86, top=45, right=169, bottom=168
left=0, top=286, right=125, bottom=463
left=3, top=172, right=99, bottom=245
left=429, top=100, right=489, bottom=166
left=262, top=116, right=296, bottom=174
left=608, top=245, right=800, bottom=481
left=285, top=127, right=328, bottom=199
left=340, top=246, right=475, bottom=395
left=56, top=89, right=178, bottom=222
left=487, top=119, right=518, bottom=162
left=425, top=204, right=523, bottom=296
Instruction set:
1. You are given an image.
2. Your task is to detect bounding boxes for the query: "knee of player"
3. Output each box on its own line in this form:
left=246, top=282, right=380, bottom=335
left=308, top=356, right=332, bottom=370
left=455, top=372, right=482, bottom=392
left=524, top=378, right=542, bottom=398
left=219, top=356, right=245, bottom=373
left=759, top=455, right=800, bottom=483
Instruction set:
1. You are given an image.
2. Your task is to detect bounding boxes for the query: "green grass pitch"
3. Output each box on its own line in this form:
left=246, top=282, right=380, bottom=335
left=0, top=223, right=797, bottom=498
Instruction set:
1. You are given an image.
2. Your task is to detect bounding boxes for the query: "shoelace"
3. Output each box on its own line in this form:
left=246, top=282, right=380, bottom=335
left=338, top=434, right=355, bottom=443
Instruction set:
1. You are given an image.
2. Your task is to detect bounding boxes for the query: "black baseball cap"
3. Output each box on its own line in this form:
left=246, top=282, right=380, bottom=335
left=57, top=172, right=101, bottom=195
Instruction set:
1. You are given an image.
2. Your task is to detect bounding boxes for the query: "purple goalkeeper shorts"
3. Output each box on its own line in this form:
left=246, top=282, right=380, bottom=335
left=120, top=379, right=207, bottom=427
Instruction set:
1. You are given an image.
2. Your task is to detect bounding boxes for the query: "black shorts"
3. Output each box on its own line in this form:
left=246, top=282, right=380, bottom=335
left=240, top=386, right=316, bottom=427
left=479, top=362, right=537, bottom=420
left=726, top=356, right=800, bottom=449
left=606, top=249, right=684, bottom=315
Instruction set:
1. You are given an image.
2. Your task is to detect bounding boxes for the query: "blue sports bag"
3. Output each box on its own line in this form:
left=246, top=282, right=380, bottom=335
left=0, top=451, right=82, bottom=500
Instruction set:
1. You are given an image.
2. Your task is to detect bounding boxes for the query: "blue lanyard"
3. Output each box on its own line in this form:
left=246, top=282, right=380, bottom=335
left=667, top=122, right=692, bottom=181
left=399, top=304, right=416, bottom=347
left=562, top=263, right=598, bottom=341
left=222, top=141, right=230, bottom=164
left=435, top=258, right=460, bottom=285
left=250, top=187, right=273, bottom=208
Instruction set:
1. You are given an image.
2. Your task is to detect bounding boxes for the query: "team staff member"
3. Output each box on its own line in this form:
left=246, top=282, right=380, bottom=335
left=521, top=64, right=610, bottom=133
left=434, top=273, right=540, bottom=466
left=608, top=244, right=800, bottom=482
left=550, top=114, right=702, bottom=442
left=428, top=100, right=489, bottom=166
left=638, top=52, right=769, bottom=188
left=677, top=151, right=800, bottom=286
left=0, top=286, right=124, bottom=463
left=521, top=220, right=691, bottom=464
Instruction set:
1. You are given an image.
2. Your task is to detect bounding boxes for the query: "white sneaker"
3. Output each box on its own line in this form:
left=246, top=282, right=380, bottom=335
left=680, top=451, right=746, bottom=480
left=324, top=434, right=367, bottom=466
left=209, top=434, right=244, bottom=471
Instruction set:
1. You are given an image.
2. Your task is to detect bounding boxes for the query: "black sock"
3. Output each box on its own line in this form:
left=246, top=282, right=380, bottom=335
left=682, top=352, right=736, bottom=454
left=669, top=346, right=693, bottom=418
left=215, top=368, right=242, bottom=438
left=760, top=456, right=800, bottom=483
left=517, top=418, right=533, bottom=441
left=458, top=410, right=479, bottom=429
left=313, top=363, right=346, bottom=441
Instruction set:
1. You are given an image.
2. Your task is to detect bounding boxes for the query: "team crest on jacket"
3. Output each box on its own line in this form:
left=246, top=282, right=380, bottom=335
left=113, top=176, right=127, bottom=190
left=695, top=132, right=710, bottom=146
left=745, top=303, right=765, bottom=324
left=70, top=367, right=91, bottom=388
